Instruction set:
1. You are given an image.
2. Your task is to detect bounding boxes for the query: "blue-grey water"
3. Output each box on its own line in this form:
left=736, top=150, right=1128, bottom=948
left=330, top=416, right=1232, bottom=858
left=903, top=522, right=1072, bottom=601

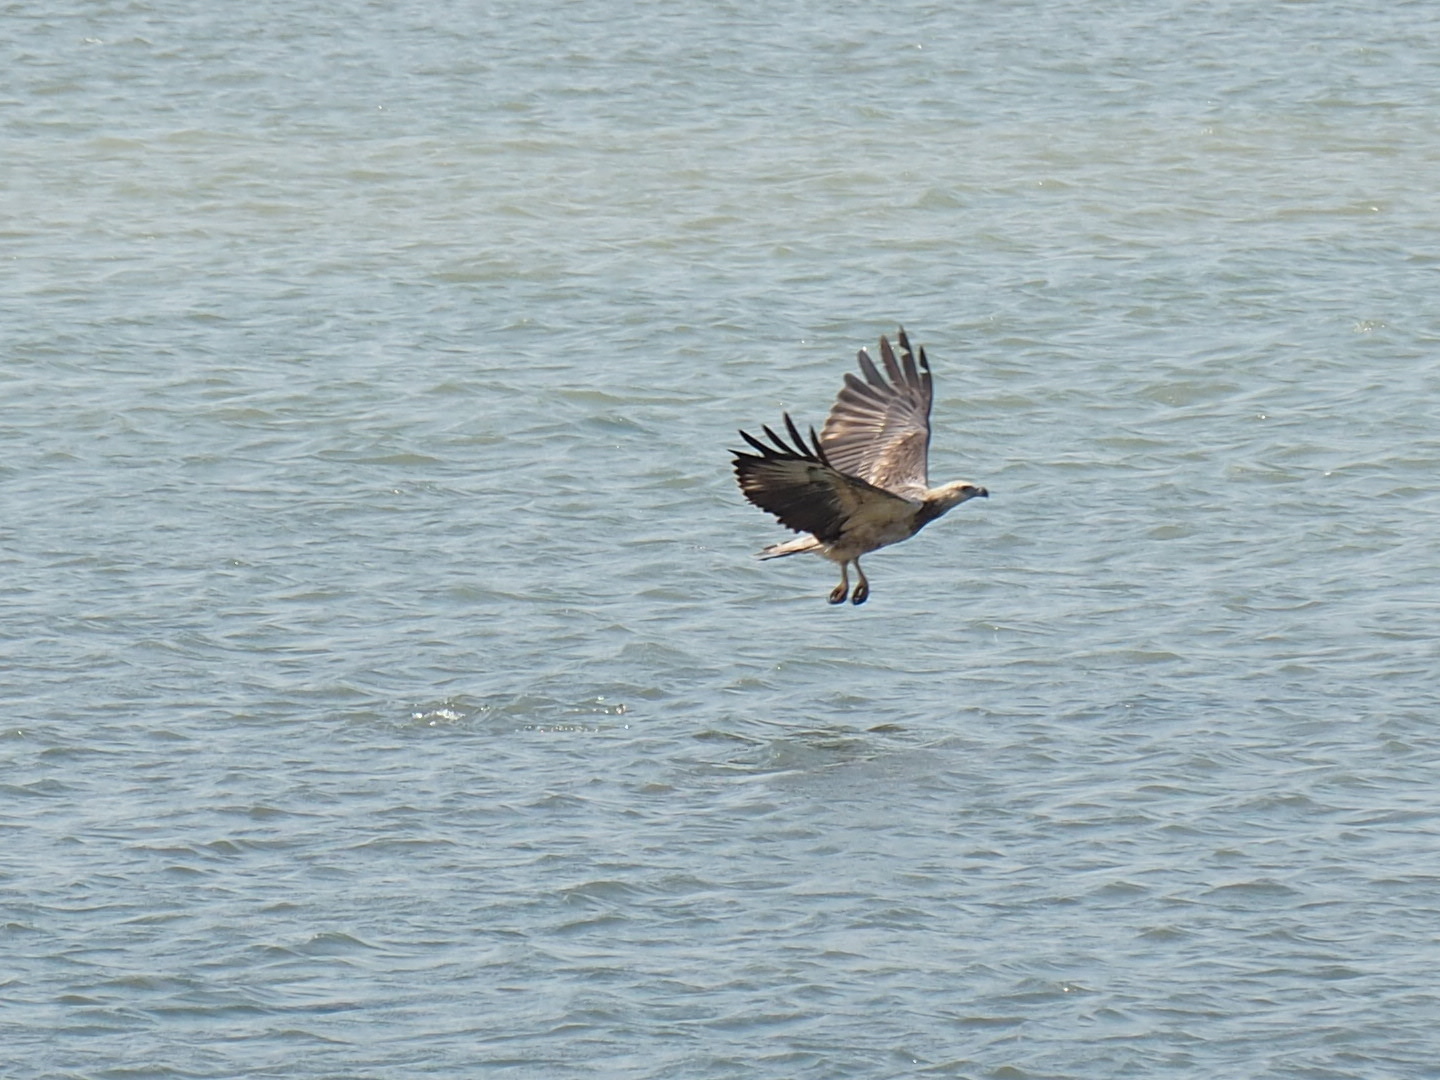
left=5, top=1, right=1440, bottom=1077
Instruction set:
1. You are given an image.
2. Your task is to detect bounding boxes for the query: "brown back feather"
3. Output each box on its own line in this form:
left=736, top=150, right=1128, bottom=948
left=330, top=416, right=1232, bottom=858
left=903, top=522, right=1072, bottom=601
left=819, top=328, right=932, bottom=497
left=731, top=414, right=911, bottom=542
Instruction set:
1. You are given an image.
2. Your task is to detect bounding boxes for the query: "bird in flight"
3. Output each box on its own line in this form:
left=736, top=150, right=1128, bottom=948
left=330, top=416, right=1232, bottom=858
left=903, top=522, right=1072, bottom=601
left=732, top=328, right=987, bottom=605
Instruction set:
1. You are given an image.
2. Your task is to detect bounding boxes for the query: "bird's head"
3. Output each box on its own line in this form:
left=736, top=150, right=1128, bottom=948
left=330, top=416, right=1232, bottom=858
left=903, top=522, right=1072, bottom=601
left=928, top=480, right=989, bottom=514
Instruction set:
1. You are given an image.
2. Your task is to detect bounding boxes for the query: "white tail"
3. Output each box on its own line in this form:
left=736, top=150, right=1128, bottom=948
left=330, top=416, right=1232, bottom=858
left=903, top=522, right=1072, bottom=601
left=758, top=536, right=821, bottom=560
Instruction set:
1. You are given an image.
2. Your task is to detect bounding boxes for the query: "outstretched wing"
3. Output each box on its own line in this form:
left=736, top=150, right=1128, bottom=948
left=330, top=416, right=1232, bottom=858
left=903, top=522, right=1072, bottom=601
left=819, top=328, right=933, bottom=497
left=731, top=413, right=915, bottom=542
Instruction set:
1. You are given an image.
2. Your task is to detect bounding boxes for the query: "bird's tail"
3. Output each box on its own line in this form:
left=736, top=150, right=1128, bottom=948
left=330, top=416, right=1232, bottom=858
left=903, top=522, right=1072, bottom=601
left=757, top=536, right=821, bottom=560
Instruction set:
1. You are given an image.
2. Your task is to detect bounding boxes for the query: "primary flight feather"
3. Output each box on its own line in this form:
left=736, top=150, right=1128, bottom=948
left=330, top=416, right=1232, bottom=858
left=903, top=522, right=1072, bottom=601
left=731, top=327, right=987, bottom=605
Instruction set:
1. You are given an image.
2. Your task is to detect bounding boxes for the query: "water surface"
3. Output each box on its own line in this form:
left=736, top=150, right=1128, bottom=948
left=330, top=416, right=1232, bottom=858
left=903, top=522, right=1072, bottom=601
left=5, top=1, right=1440, bottom=1076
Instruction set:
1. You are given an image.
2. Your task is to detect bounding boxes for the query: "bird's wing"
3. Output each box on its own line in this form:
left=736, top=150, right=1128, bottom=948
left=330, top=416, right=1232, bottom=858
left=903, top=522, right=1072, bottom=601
left=731, top=414, right=915, bottom=543
left=819, top=328, right=933, bottom=496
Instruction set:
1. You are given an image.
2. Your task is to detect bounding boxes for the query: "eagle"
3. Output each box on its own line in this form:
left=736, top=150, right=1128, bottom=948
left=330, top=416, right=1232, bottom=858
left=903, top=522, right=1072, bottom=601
left=731, top=328, right=988, bottom=605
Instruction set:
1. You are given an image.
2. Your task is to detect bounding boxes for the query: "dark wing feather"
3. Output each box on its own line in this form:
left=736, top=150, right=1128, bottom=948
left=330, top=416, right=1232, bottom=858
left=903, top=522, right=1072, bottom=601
left=819, top=327, right=933, bottom=496
left=731, top=414, right=913, bottom=542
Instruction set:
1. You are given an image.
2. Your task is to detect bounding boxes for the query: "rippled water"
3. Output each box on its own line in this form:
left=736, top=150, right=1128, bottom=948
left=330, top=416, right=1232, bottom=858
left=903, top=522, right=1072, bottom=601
left=6, top=1, right=1440, bottom=1076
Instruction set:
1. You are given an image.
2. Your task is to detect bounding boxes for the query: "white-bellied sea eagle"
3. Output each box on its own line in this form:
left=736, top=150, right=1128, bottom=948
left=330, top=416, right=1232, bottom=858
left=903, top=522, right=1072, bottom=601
left=731, top=328, right=987, bottom=605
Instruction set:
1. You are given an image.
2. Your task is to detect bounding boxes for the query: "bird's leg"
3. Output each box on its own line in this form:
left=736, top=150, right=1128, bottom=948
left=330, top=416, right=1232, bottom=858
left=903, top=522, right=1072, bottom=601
left=851, top=559, right=870, bottom=605
left=828, top=561, right=850, bottom=604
